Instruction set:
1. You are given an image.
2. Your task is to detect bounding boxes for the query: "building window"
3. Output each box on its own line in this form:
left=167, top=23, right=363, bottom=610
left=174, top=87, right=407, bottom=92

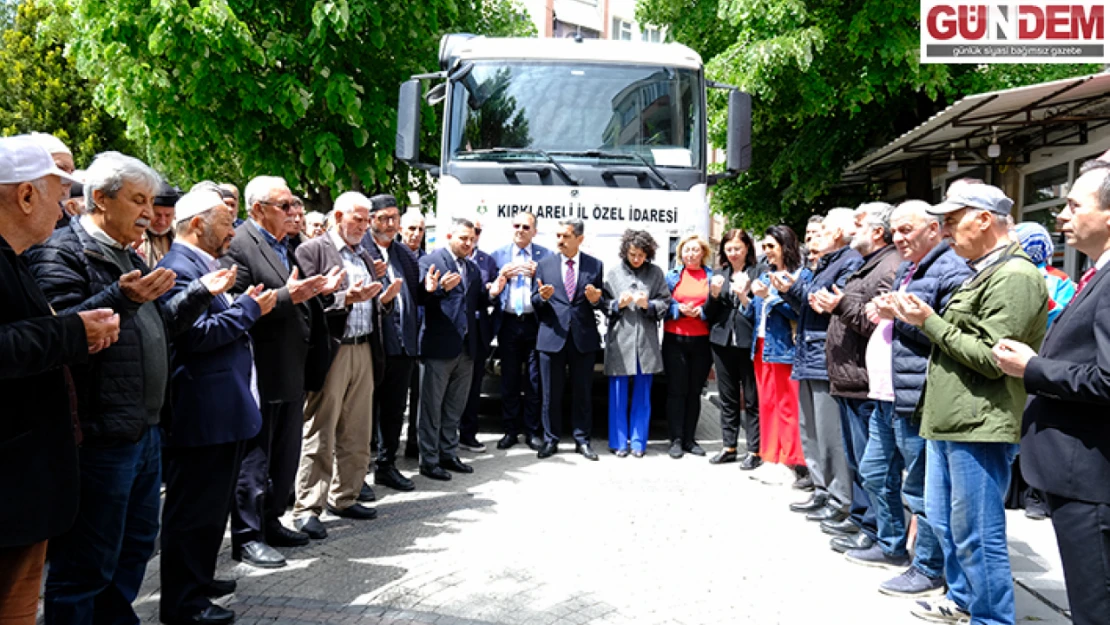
left=1023, top=163, right=1068, bottom=206
left=611, top=18, right=632, bottom=40
left=641, top=26, right=662, bottom=43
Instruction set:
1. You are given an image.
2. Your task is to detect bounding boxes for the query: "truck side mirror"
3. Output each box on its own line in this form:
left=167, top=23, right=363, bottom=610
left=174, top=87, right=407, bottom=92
left=726, top=90, right=752, bottom=173
left=395, top=79, right=422, bottom=163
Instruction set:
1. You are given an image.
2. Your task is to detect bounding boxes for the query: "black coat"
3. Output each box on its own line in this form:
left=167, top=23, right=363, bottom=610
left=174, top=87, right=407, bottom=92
left=363, top=236, right=423, bottom=358
left=705, top=264, right=760, bottom=350
left=25, top=219, right=212, bottom=444
left=1021, top=265, right=1110, bottom=504
left=0, top=234, right=87, bottom=547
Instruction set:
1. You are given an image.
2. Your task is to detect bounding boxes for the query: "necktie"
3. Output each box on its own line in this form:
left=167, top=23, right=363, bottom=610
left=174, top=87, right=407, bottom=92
left=565, top=259, right=576, bottom=300
left=514, top=248, right=527, bottom=315
left=457, top=257, right=467, bottom=292
left=1078, top=266, right=1098, bottom=293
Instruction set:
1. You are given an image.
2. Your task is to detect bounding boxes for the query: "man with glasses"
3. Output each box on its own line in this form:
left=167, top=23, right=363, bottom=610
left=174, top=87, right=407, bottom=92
left=458, top=218, right=500, bottom=453
left=491, top=211, right=551, bottom=450
left=399, top=210, right=426, bottom=458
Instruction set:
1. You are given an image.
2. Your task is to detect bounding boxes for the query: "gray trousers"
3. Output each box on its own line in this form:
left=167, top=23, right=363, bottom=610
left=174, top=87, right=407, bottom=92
left=797, top=379, right=851, bottom=508
left=418, top=353, right=473, bottom=466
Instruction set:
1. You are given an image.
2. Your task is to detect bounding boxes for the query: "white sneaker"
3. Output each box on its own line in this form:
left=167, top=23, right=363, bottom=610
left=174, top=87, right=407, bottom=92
left=910, top=597, right=970, bottom=623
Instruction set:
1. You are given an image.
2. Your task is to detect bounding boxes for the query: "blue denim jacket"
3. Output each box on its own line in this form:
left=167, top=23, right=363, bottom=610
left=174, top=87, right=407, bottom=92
left=744, top=272, right=802, bottom=365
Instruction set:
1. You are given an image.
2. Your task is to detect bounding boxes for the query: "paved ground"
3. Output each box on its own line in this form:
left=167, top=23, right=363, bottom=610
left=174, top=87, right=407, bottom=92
left=129, top=398, right=1071, bottom=625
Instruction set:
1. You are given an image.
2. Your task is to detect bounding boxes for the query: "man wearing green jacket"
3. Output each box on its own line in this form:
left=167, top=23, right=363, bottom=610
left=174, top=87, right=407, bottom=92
left=890, top=183, right=1047, bottom=625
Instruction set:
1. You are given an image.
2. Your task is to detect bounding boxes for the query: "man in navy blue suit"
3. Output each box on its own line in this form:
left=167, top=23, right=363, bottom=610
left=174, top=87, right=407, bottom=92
left=458, top=217, right=501, bottom=453
left=157, top=190, right=277, bottom=625
left=533, top=217, right=607, bottom=461
left=490, top=211, right=550, bottom=451
left=399, top=211, right=427, bottom=458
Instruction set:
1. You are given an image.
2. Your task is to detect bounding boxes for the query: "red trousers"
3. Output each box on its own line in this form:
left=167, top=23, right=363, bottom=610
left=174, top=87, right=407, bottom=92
left=753, top=339, right=805, bottom=466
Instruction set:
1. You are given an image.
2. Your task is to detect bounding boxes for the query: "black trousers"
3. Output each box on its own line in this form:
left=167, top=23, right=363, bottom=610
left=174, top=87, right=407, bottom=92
left=161, top=441, right=243, bottom=618
left=1046, top=493, right=1110, bottom=625
left=375, top=354, right=415, bottom=468
left=662, top=333, right=713, bottom=445
left=405, top=361, right=421, bottom=452
left=539, top=333, right=594, bottom=446
left=499, top=315, right=542, bottom=438
left=711, top=343, right=759, bottom=452
left=460, top=346, right=490, bottom=441
left=232, top=399, right=303, bottom=546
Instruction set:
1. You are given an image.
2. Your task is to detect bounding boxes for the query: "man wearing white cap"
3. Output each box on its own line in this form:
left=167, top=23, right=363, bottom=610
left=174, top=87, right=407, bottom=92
left=155, top=190, right=277, bottom=625
left=0, top=135, right=119, bottom=625
left=889, top=183, right=1048, bottom=625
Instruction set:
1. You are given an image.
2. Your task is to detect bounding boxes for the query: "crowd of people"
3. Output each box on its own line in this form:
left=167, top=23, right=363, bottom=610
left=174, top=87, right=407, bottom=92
left=2, top=131, right=1109, bottom=625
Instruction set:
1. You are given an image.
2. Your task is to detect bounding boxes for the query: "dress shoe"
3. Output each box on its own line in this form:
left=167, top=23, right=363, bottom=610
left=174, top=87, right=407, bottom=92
left=537, top=441, right=558, bottom=459
left=668, top=440, right=684, bottom=459
left=806, top=504, right=849, bottom=523
left=358, top=482, right=376, bottom=502
left=831, top=531, right=874, bottom=554
left=575, top=443, right=599, bottom=461
left=709, top=449, right=738, bottom=464
left=419, top=463, right=452, bottom=481
left=458, top=437, right=487, bottom=453
left=295, top=516, right=327, bottom=540
left=375, top=464, right=415, bottom=492
left=738, top=454, right=763, bottom=471
left=201, top=579, right=236, bottom=598
left=440, top=456, right=474, bottom=473
left=265, top=523, right=309, bottom=547
left=820, top=517, right=860, bottom=536
left=527, top=435, right=544, bottom=451
left=792, top=475, right=815, bottom=491
left=683, top=441, right=706, bottom=456
left=232, top=541, right=285, bottom=568
left=497, top=433, right=519, bottom=450
left=326, top=503, right=378, bottom=520
left=789, top=493, right=828, bottom=513
left=162, top=604, right=235, bottom=624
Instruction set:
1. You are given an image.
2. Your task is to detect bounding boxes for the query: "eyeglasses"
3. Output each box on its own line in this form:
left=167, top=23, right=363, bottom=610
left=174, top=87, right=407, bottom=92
left=259, top=200, right=295, bottom=213
left=374, top=214, right=399, bottom=223
left=513, top=223, right=532, bottom=231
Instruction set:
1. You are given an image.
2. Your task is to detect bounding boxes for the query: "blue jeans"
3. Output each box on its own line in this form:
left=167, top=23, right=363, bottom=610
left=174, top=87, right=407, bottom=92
left=44, top=427, right=162, bottom=625
left=859, top=402, right=943, bottom=578
left=925, top=440, right=1018, bottom=625
left=609, top=368, right=653, bottom=453
left=835, top=397, right=877, bottom=540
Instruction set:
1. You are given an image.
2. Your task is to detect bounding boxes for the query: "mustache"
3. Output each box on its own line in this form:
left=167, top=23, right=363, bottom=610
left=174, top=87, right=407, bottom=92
left=135, top=218, right=151, bottom=228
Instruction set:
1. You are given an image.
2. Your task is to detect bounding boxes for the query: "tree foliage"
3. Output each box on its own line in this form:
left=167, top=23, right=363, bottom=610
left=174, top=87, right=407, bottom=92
left=44, top=0, right=534, bottom=208
left=638, top=0, right=1099, bottom=232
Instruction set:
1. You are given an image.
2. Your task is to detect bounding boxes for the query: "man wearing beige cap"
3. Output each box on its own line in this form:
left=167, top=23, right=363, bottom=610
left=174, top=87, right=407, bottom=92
left=155, top=190, right=277, bottom=624
left=0, top=135, right=119, bottom=625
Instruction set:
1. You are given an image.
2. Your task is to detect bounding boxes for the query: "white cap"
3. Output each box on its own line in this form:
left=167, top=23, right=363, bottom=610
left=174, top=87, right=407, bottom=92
left=174, top=190, right=224, bottom=224
left=0, top=135, right=81, bottom=185
left=30, top=131, right=72, bottom=156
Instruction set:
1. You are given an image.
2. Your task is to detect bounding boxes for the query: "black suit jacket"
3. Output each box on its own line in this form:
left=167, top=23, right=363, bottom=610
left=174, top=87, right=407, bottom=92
left=0, top=234, right=86, bottom=547
left=221, top=221, right=316, bottom=403
left=532, top=252, right=606, bottom=353
left=470, top=249, right=500, bottom=349
left=418, top=247, right=488, bottom=360
left=364, top=235, right=422, bottom=358
left=1021, top=265, right=1110, bottom=504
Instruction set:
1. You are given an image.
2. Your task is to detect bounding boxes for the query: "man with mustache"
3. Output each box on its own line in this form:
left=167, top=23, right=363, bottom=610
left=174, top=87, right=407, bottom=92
left=138, top=182, right=180, bottom=265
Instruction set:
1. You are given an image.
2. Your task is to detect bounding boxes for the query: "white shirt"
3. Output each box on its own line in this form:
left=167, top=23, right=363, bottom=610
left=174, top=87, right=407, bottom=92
left=508, top=244, right=534, bottom=314
left=560, top=251, right=581, bottom=292
left=1095, top=248, right=1110, bottom=271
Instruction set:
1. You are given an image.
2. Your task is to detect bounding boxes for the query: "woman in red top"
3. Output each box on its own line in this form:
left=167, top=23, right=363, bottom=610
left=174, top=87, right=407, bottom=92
left=662, top=234, right=714, bottom=458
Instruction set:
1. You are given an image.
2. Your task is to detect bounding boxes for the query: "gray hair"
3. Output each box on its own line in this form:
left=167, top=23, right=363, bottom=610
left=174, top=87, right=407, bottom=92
left=244, top=176, right=288, bottom=212
left=807, top=215, right=824, bottom=225
left=822, top=208, right=856, bottom=245
left=173, top=206, right=222, bottom=238
left=892, top=200, right=940, bottom=226
left=401, top=210, right=425, bottom=228
left=558, top=217, right=585, bottom=237
left=1078, top=160, right=1110, bottom=210
left=83, top=152, right=161, bottom=213
left=857, top=201, right=894, bottom=244
left=333, top=191, right=371, bottom=217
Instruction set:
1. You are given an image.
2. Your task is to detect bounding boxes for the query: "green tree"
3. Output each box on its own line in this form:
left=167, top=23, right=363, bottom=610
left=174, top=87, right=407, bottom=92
left=0, top=0, right=137, bottom=167
left=638, top=0, right=1098, bottom=232
left=45, top=0, right=534, bottom=208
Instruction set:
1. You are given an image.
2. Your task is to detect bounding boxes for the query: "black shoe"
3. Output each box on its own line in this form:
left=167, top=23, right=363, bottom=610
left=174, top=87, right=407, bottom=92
left=403, top=444, right=419, bottom=460
left=789, top=493, right=828, bottom=513
left=326, top=503, right=377, bottom=520
left=232, top=541, right=285, bottom=568
left=358, top=482, right=377, bottom=502
left=709, top=449, right=738, bottom=464
left=806, top=504, right=849, bottom=523
left=419, top=463, right=452, bottom=481
left=668, top=440, right=684, bottom=459
left=739, top=454, right=763, bottom=471
left=683, top=442, right=706, bottom=456
left=265, top=523, right=309, bottom=547
left=820, top=517, right=859, bottom=536
left=375, top=465, right=415, bottom=492
left=162, top=604, right=236, bottom=624
left=575, top=443, right=599, bottom=461
left=527, top=435, right=544, bottom=452
left=537, top=441, right=558, bottom=459
left=440, top=456, right=474, bottom=473
left=792, top=475, right=815, bottom=491
left=201, top=579, right=236, bottom=599
left=831, top=532, right=874, bottom=554
left=497, top=433, right=519, bottom=450
left=295, top=516, right=327, bottom=540
left=458, top=437, right=487, bottom=453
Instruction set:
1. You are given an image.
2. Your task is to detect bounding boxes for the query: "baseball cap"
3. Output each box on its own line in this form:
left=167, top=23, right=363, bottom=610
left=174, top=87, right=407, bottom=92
left=29, top=131, right=72, bottom=156
left=929, top=183, right=1013, bottom=216
left=0, top=135, right=81, bottom=185
left=174, top=190, right=225, bottom=224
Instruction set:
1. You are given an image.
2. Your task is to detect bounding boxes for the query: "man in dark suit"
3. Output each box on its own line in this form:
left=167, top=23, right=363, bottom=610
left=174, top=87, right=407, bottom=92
left=221, top=176, right=342, bottom=568
left=417, top=218, right=505, bottom=479
left=995, top=162, right=1110, bottom=625
left=157, top=190, right=277, bottom=625
left=458, top=217, right=501, bottom=453
left=399, top=211, right=426, bottom=459
left=490, top=211, right=551, bottom=451
left=533, top=217, right=606, bottom=461
left=363, top=194, right=423, bottom=492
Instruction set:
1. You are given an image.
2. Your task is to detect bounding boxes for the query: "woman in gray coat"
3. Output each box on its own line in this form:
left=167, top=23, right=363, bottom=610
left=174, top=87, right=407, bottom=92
left=603, top=230, right=671, bottom=457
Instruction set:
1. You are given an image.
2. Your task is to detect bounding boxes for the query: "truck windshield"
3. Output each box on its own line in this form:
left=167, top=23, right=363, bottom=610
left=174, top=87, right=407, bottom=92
left=448, top=62, right=702, bottom=170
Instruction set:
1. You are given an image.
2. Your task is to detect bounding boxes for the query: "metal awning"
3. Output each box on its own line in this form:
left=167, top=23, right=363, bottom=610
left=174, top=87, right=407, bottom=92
left=845, top=71, right=1110, bottom=178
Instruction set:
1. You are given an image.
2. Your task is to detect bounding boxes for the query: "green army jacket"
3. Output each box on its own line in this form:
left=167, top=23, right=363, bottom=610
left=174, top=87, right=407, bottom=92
left=916, top=242, right=1048, bottom=443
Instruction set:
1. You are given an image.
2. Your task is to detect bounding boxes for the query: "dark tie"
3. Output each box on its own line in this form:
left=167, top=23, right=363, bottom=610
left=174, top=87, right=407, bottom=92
left=564, top=259, right=576, bottom=300
left=1077, top=266, right=1098, bottom=293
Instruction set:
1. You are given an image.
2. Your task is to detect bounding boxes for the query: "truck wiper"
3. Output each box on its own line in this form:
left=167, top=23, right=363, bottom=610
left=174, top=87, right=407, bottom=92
left=464, top=148, right=580, bottom=185
left=553, top=149, right=674, bottom=190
